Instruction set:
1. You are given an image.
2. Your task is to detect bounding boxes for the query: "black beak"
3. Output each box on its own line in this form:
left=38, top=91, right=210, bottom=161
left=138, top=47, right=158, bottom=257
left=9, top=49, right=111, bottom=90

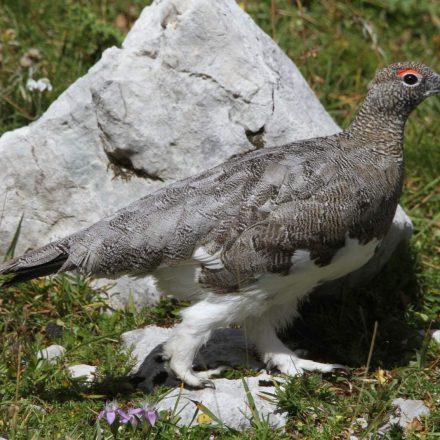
left=425, top=72, right=440, bottom=96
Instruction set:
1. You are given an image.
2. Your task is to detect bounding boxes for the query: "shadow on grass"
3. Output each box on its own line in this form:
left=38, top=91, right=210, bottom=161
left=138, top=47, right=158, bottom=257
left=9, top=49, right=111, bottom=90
left=283, top=243, right=424, bottom=370
left=35, top=375, right=142, bottom=403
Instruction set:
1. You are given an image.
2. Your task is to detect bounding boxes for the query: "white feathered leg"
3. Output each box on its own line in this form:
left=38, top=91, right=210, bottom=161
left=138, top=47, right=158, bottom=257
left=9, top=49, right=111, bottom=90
left=245, top=314, right=344, bottom=376
left=162, top=297, right=239, bottom=388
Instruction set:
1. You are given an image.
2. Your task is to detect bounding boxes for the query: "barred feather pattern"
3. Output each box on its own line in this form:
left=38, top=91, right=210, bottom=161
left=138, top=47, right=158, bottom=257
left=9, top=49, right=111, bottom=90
left=1, top=62, right=438, bottom=295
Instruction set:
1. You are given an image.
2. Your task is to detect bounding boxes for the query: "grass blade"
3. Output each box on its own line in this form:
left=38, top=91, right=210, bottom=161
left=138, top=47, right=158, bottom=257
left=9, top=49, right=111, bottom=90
left=4, top=213, right=24, bottom=261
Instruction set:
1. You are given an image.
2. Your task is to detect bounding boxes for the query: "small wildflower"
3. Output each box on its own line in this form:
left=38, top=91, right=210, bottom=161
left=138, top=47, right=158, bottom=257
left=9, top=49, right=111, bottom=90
left=356, top=417, right=368, bottom=429
left=20, top=55, right=32, bottom=68
left=128, top=6, right=139, bottom=19
left=97, top=400, right=126, bottom=426
left=3, top=29, right=16, bottom=41
left=26, top=77, right=53, bottom=92
left=137, top=400, right=158, bottom=426
left=375, top=367, right=390, bottom=384
left=120, top=407, right=142, bottom=427
left=27, top=48, right=41, bottom=61
left=115, top=14, right=128, bottom=30
left=197, top=412, right=212, bottom=424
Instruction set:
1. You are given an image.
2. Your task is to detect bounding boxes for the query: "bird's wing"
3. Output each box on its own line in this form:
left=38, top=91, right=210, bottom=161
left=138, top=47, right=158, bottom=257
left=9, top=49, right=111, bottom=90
left=1, top=137, right=346, bottom=282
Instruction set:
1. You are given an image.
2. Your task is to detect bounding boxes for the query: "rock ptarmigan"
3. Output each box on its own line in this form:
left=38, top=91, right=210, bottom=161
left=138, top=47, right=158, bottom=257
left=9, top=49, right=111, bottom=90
left=1, top=62, right=439, bottom=388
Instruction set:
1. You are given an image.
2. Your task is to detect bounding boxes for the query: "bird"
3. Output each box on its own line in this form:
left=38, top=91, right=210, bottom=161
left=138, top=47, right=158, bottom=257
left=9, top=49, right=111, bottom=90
left=1, top=62, right=439, bottom=389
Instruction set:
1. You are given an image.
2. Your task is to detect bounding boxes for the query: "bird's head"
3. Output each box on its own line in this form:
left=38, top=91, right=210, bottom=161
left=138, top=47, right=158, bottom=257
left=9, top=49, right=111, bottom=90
left=366, top=62, right=440, bottom=116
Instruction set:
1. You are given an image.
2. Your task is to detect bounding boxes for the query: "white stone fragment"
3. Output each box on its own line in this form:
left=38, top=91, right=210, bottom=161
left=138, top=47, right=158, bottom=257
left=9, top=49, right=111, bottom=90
left=122, top=325, right=173, bottom=371
left=431, top=330, right=440, bottom=343
left=37, top=344, right=66, bottom=363
left=122, top=325, right=282, bottom=428
left=156, top=373, right=287, bottom=430
left=391, top=398, right=430, bottom=427
left=356, top=417, right=368, bottom=429
left=67, top=364, right=97, bottom=382
left=379, top=398, right=430, bottom=434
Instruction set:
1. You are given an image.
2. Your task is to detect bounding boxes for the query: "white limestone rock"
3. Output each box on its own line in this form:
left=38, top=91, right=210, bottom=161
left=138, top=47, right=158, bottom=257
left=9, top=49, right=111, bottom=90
left=67, top=364, right=97, bottom=382
left=121, top=325, right=263, bottom=372
left=378, top=398, right=430, bottom=434
left=0, top=0, right=411, bottom=308
left=37, top=344, right=66, bottom=363
left=122, top=325, right=283, bottom=429
left=430, top=329, right=440, bottom=343
left=156, top=373, right=287, bottom=429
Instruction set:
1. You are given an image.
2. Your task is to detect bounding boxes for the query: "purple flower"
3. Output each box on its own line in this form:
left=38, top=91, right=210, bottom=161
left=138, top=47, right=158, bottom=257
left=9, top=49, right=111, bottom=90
left=145, top=409, right=158, bottom=426
left=123, top=400, right=158, bottom=427
left=139, top=400, right=158, bottom=426
left=120, top=407, right=143, bottom=427
left=97, top=400, right=126, bottom=425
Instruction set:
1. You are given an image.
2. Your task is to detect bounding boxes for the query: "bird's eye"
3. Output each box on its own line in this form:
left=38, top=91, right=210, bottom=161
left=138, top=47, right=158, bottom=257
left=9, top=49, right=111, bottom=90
left=402, top=73, right=419, bottom=86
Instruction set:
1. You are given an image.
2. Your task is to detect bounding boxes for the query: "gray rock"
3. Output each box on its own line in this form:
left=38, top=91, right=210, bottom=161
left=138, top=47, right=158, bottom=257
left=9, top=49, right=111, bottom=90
left=156, top=373, right=286, bottom=429
left=417, top=329, right=440, bottom=344
left=122, top=325, right=172, bottom=371
left=37, top=344, right=66, bottom=363
left=67, top=364, right=97, bottom=382
left=391, top=398, right=430, bottom=428
left=122, top=325, right=263, bottom=372
left=379, top=398, right=430, bottom=434
left=431, top=330, right=440, bottom=343
left=28, top=404, right=47, bottom=414
left=123, top=325, right=283, bottom=428
left=0, top=0, right=411, bottom=308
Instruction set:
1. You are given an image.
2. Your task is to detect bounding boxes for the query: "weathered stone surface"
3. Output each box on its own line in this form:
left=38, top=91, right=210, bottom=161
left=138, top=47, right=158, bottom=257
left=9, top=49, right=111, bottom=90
left=37, top=344, right=66, bottom=363
left=156, top=373, right=286, bottom=429
left=122, top=325, right=284, bottom=429
left=378, top=398, right=430, bottom=434
left=0, top=0, right=411, bottom=308
left=68, top=364, right=97, bottom=382
left=431, top=329, right=440, bottom=343
left=121, top=325, right=263, bottom=372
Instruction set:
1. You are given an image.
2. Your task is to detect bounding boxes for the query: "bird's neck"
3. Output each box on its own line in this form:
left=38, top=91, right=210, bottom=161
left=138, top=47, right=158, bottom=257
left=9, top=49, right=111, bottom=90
left=345, top=97, right=409, bottom=158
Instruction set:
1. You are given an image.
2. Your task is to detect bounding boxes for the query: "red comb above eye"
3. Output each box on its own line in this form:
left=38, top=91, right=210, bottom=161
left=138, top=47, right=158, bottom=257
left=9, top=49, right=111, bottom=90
left=397, top=68, right=421, bottom=77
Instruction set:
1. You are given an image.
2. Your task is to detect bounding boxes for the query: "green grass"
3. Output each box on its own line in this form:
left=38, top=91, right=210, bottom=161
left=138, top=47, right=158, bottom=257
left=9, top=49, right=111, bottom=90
left=1, top=0, right=440, bottom=438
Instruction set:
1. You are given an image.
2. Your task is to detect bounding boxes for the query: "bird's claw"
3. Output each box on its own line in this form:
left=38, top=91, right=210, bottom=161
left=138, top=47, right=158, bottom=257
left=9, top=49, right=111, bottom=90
left=201, top=379, right=216, bottom=389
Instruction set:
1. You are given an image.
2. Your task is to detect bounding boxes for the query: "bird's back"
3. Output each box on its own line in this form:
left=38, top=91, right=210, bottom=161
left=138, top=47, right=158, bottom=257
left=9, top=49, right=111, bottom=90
left=57, top=133, right=400, bottom=278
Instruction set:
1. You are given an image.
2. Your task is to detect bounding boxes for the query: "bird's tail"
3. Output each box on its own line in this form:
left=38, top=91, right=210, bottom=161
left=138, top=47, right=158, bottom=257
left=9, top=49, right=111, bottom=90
left=0, top=239, right=73, bottom=286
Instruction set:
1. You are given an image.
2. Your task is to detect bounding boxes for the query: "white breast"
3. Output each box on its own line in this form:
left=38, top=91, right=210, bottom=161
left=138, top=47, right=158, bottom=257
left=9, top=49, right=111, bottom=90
left=290, top=236, right=380, bottom=282
left=254, top=235, right=380, bottom=309
left=153, top=237, right=380, bottom=322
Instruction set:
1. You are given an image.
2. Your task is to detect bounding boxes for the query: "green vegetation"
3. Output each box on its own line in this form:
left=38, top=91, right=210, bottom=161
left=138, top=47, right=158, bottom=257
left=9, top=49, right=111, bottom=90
left=0, top=0, right=439, bottom=438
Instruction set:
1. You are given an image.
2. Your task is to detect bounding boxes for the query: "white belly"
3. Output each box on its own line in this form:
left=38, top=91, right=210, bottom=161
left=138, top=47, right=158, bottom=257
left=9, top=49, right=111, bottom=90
left=153, top=236, right=380, bottom=322
left=254, top=236, right=380, bottom=309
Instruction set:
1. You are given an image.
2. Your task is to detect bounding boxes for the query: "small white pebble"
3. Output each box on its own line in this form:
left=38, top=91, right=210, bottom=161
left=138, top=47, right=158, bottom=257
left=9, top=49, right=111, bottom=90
left=37, top=344, right=66, bottom=363
left=68, top=364, right=97, bottom=382
left=431, top=330, right=440, bottom=343
left=356, top=417, right=368, bottom=429
left=28, top=404, right=46, bottom=414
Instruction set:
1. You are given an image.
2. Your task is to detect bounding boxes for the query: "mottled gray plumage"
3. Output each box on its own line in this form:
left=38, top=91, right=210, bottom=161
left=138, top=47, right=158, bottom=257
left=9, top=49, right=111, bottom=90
left=2, top=62, right=439, bottom=388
